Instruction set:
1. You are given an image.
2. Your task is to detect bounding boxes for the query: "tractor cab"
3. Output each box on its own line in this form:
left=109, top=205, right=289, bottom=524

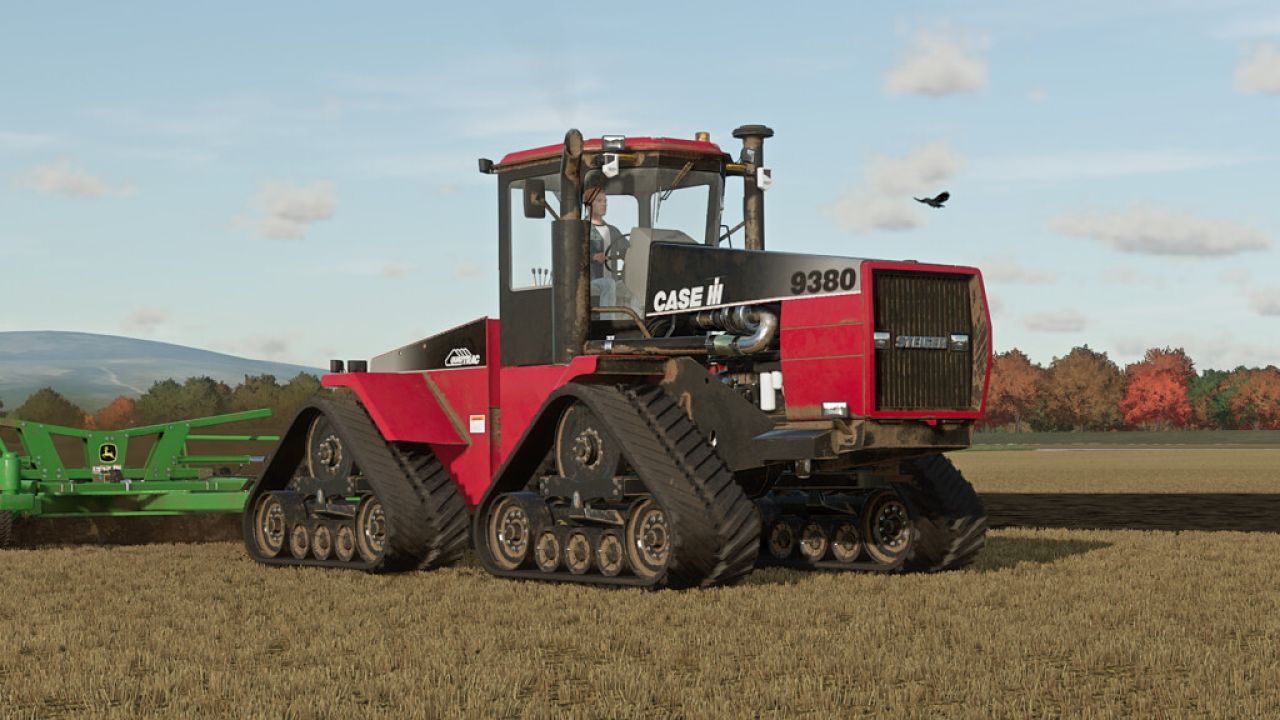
left=486, top=131, right=770, bottom=366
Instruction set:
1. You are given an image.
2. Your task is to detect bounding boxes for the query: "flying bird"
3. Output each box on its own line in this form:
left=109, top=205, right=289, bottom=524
left=914, top=191, right=950, bottom=208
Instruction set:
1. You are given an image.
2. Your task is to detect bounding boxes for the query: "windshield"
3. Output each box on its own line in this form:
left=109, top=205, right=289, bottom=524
left=507, top=165, right=723, bottom=317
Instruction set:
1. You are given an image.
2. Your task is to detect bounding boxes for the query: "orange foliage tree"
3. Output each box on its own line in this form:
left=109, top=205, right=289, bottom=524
left=981, top=349, right=1044, bottom=432
left=90, top=396, right=138, bottom=430
left=1227, top=367, right=1280, bottom=430
left=1042, top=345, right=1124, bottom=430
left=1119, top=347, right=1194, bottom=429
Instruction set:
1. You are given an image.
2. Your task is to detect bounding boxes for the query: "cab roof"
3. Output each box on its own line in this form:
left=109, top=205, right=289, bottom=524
left=495, top=136, right=729, bottom=170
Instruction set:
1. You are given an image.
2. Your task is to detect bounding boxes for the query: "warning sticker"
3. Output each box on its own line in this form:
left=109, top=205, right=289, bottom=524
left=469, top=414, right=486, bottom=434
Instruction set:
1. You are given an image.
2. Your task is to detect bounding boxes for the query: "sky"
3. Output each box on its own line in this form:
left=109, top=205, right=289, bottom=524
left=1, top=1, right=1278, bottom=372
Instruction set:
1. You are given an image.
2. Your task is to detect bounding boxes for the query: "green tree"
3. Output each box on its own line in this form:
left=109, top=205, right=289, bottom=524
left=1188, top=369, right=1238, bottom=430
left=276, top=373, right=321, bottom=430
left=14, top=387, right=88, bottom=427
left=229, top=374, right=284, bottom=413
left=133, top=379, right=185, bottom=425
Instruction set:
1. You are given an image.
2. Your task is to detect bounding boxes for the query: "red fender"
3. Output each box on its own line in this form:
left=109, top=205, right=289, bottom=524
left=322, top=372, right=468, bottom=445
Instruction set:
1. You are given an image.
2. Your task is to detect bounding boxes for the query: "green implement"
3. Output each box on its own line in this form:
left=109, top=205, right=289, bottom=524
left=0, top=409, right=277, bottom=544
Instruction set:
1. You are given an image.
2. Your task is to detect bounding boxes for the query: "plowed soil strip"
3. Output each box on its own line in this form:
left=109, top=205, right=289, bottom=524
left=985, top=493, right=1280, bottom=533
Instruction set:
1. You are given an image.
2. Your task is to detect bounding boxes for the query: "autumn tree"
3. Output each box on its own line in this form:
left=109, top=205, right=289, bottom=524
left=1188, top=369, right=1237, bottom=430
left=1119, top=347, right=1194, bottom=430
left=91, top=396, right=138, bottom=430
left=981, top=349, right=1044, bottom=432
left=14, top=387, right=88, bottom=428
left=1227, top=367, right=1280, bottom=430
left=1041, top=345, right=1124, bottom=431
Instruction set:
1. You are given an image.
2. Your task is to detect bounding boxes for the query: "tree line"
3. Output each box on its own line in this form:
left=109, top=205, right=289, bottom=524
left=0, top=374, right=321, bottom=433
left=983, top=346, right=1280, bottom=432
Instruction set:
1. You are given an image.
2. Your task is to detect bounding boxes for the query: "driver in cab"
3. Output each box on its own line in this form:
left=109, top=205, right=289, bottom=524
left=585, top=184, right=624, bottom=308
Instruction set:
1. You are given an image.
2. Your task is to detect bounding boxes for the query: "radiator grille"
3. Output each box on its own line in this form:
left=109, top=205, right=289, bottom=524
left=873, top=271, right=973, bottom=411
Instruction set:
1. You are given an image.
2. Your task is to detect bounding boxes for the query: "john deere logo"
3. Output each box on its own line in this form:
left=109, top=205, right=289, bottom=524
left=98, top=443, right=118, bottom=463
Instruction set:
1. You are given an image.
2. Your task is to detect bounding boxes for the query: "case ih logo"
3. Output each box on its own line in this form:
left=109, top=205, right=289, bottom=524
left=444, top=347, right=482, bottom=367
left=651, top=277, right=725, bottom=313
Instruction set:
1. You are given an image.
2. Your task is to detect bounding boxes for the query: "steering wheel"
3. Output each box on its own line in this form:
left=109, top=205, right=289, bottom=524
left=604, top=233, right=630, bottom=279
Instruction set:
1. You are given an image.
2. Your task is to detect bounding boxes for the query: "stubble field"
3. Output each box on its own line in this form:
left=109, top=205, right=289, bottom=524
left=1, top=448, right=1278, bottom=719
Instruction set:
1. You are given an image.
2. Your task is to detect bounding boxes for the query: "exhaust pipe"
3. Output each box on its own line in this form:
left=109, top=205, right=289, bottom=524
left=584, top=306, right=778, bottom=357
left=733, top=124, right=774, bottom=252
left=551, top=129, right=589, bottom=365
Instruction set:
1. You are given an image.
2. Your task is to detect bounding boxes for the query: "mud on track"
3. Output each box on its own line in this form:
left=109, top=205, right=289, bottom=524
left=984, top=493, right=1280, bottom=533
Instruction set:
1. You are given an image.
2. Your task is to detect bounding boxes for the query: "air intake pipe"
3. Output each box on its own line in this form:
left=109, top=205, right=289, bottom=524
left=583, top=306, right=777, bottom=357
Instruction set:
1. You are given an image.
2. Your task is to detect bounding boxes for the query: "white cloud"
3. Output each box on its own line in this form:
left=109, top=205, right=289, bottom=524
left=454, top=261, right=483, bottom=279
left=0, top=130, right=56, bottom=151
left=1050, top=206, right=1272, bottom=257
left=982, top=257, right=1056, bottom=284
left=14, top=159, right=134, bottom=198
left=1027, top=88, right=1049, bottom=103
left=1024, top=311, right=1086, bottom=333
left=1251, top=288, right=1280, bottom=316
left=247, top=181, right=336, bottom=240
left=381, top=263, right=411, bottom=279
left=884, top=29, right=988, bottom=97
left=825, top=143, right=961, bottom=233
left=123, top=309, right=168, bottom=334
left=1235, top=43, right=1280, bottom=94
left=1220, top=268, right=1252, bottom=288
left=974, top=149, right=1252, bottom=184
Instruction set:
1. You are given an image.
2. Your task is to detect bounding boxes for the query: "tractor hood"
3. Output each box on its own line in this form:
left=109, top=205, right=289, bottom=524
left=641, top=242, right=864, bottom=317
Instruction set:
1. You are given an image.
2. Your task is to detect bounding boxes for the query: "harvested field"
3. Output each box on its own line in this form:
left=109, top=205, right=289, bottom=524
left=953, top=448, right=1280, bottom=494
left=1, top=531, right=1278, bottom=719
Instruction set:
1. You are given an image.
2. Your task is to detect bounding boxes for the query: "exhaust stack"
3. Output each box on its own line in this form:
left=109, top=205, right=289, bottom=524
left=733, top=124, right=774, bottom=251
left=551, top=129, right=589, bottom=364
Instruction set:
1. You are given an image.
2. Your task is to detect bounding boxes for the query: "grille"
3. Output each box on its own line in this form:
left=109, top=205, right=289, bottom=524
left=873, top=271, right=974, bottom=411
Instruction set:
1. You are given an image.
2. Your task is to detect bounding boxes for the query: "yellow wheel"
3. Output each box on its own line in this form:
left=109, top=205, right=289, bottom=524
left=335, top=524, right=356, bottom=562
left=289, top=524, right=310, bottom=560
left=311, top=525, right=333, bottom=561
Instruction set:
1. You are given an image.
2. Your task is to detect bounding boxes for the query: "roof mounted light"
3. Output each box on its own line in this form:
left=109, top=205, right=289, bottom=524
left=601, top=135, right=626, bottom=152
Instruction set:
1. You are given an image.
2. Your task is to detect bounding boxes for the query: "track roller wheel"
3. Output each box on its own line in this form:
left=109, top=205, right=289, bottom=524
left=488, top=497, right=531, bottom=571
left=535, top=531, right=561, bottom=573
left=355, top=496, right=386, bottom=563
left=596, top=531, right=625, bottom=577
left=625, top=499, right=670, bottom=580
left=767, top=520, right=796, bottom=560
left=289, top=524, right=311, bottom=560
left=335, top=525, right=356, bottom=563
left=252, top=494, right=286, bottom=558
left=799, top=521, right=829, bottom=562
left=312, top=525, right=333, bottom=561
left=863, top=490, right=911, bottom=566
left=831, top=521, right=863, bottom=564
left=565, top=531, right=593, bottom=575
left=307, top=414, right=354, bottom=486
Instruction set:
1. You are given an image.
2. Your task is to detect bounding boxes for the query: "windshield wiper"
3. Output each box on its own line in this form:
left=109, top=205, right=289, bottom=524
left=654, top=161, right=695, bottom=223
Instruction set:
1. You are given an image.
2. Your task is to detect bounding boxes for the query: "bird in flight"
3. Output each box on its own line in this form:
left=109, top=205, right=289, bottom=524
left=914, top=191, right=950, bottom=208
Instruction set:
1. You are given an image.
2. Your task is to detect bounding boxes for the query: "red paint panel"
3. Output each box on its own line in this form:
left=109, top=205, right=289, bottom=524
left=782, top=294, right=862, bottom=327
left=427, top=367, right=491, bottom=505
left=497, top=137, right=726, bottom=168
left=497, top=356, right=599, bottom=465
left=322, top=373, right=466, bottom=445
left=778, top=357, right=865, bottom=420
left=781, top=324, right=865, bottom=359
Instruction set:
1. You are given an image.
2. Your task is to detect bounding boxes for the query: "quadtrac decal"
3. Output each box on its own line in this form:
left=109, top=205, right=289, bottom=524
left=369, top=318, right=487, bottom=372
left=645, top=244, right=864, bottom=316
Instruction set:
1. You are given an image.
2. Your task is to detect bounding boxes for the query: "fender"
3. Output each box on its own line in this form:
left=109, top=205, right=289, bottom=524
left=323, top=372, right=468, bottom=445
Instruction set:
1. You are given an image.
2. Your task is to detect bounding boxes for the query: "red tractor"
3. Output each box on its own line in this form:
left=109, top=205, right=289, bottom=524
left=243, top=126, right=991, bottom=588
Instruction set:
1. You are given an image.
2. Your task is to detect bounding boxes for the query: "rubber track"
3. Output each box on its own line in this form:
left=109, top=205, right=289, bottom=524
left=0, top=511, right=12, bottom=548
left=620, top=385, right=760, bottom=587
left=246, top=392, right=465, bottom=572
left=898, top=453, right=987, bottom=572
left=389, top=443, right=469, bottom=569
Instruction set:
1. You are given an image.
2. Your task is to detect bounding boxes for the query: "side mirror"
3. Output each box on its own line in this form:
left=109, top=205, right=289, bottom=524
left=523, top=179, right=547, bottom=219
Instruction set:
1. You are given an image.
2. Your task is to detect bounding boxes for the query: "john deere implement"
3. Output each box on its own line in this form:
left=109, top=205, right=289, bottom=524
left=0, top=409, right=276, bottom=546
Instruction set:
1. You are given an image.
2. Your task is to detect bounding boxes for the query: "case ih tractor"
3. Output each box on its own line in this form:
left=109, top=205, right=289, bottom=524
left=243, top=125, right=991, bottom=588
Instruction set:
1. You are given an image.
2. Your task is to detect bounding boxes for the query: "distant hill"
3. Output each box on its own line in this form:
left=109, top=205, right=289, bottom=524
left=0, top=331, right=324, bottom=411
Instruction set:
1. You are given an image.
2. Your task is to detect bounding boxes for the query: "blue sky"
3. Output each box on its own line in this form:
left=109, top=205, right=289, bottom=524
left=2, top=1, right=1277, bottom=371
